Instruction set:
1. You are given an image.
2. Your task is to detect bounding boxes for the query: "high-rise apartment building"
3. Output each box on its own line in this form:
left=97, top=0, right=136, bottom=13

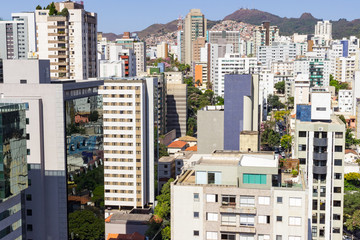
left=253, top=21, right=279, bottom=54
left=293, top=89, right=344, bottom=240
left=0, top=12, right=36, bottom=59
left=207, top=31, right=241, bottom=53
left=99, top=78, right=156, bottom=211
left=36, top=1, right=98, bottom=80
left=314, top=21, right=332, bottom=42
left=0, top=101, right=29, bottom=240
left=166, top=83, right=187, bottom=137
left=0, top=59, right=103, bottom=239
left=184, top=9, right=207, bottom=66
left=257, top=43, right=296, bottom=67
left=171, top=151, right=308, bottom=240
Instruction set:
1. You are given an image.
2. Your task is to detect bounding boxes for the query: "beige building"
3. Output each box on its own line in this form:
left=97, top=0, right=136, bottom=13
left=253, top=21, right=279, bottom=55
left=36, top=1, right=97, bottom=80
left=166, top=83, right=187, bottom=137
left=184, top=9, right=207, bottom=66
left=99, top=78, right=156, bottom=212
left=157, top=42, right=168, bottom=59
left=171, top=151, right=308, bottom=240
left=192, top=37, right=206, bottom=63
left=293, top=89, right=345, bottom=240
left=239, top=131, right=259, bottom=152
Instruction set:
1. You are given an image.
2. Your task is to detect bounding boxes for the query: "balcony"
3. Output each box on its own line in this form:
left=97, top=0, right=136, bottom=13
left=313, top=166, right=327, bottom=175
left=219, top=206, right=256, bottom=215
left=313, top=152, right=327, bottom=161
left=314, top=138, right=328, bottom=147
left=220, top=225, right=256, bottom=233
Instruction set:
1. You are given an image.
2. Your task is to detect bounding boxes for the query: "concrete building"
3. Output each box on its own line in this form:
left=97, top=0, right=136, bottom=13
left=171, top=151, right=308, bottom=240
left=0, top=101, right=29, bottom=240
left=259, top=69, right=275, bottom=120
left=157, top=42, right=168, bottom=59
left=166, top=83, right=187, bottom=137
left=257, top=43, right=296, bottom=67
left=192, top=37, right=206, bottom=64
left=338, top=90, right=353, bottom=113
left=216, top=54, right=257, bottom=96
left=335, top=56, right=356, bottom=83
left=0, top=59, right=103, bottom=239
left=253, top=21, right=279, bottom=54
left=0, top=12, right=36, bottom=59
left=184, top=9, right=207, bottom=66
left=158, top=156, right=176, bottom=190
left=314, top=21, right=332, bottom=43
left=207, top=31, right=241, bottom=53
left=271, top=61, right=294, bottom=76
left=36, top=1, right=98, bottom=80
left=293, top=89, right=345, bottom=240
left=164, top=71, right=183, bottom=84
left=99, top=60, right=126, bottom=78
left=239, top=131, right=259, bottom=152
left=99, top=78, right=156, bottom=211
left=108, top=44, right=136, bottom=77
left=294, top=74, right=310, bottom=113
left=194, top=62, right=208, bottom=89
left=224, top=74, right=259, bottom=151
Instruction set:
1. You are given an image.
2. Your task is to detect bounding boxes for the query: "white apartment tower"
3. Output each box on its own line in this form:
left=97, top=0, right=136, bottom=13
left=253, top=21, right=279, bottom=54
left=294, top=89, right=344, bottom=240
left=314, top=21, right=332, bottom=41
left=36, top=1, right=97, bottom=80
left=100, top=78, right=156, bottom=211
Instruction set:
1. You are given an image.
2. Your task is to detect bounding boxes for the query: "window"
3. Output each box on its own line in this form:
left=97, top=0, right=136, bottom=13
left=277, top=196, right=283, bottom=203
left=276, top=236, right=282, bottom=240
left=335, top=132, right=343, bottom=138
left=27, top=209, right=32, bottom=216
left=277, top=216, right=282, bottom=222
left=335, top=146, right=342, bottom=152
left=334, top=159, right=342, bottom=166
left=299, top=158, right=306, bottom=164
left=240, top=195, right=255, bottom=206
left=258, top=215, right=270, bottom=224
left=194, top=193, right=199, bottom=201
left=221, top=213, right=236, bottom=226
left=221, top=233, right=236, bottom=240
left=258, top=196, right=270, bottom=205
left=333, top=228, right=340, bottom=233
left=20, top=79, right=27, bottom=84
left=243, top=174, right=266, bottom=184
left=333, top=200, right=341, bottom=207
left=194, top=230, right=199, bottom=236
left=26, top=118, right=29, bottom=124
left=334, top=173, right=342, bottom=180
left=239, top=235, right=254, bottom=240
left=316, top=107, right=326, bottom=111
left=298, top=145, right=306, bottom=151
left=195, top=171, right=206, bottom=184
left=334, top=187, right=341, bottom=193
left=289, top=197, right=302, bottom=207
left=298, top=131, right=306, bottom=137
left=207, top=171, right=221, bottom=184
left=206, top=213, right=218, bottom=221
left=194, top=212, right=199, bottom=218
left=240, top=214, right=254, bottom=226
left=222, top=195, right=236, bottom=206
left=206, top=194, right=218, bottom=202
left=333, top=214, right=341, bottom=220
left=258, top=235, right=270, bottom=240
left=27, top=149, right=30, bottom=155
left=206, top=232, right=218, bottom=240
left=289, top=217, right=301, bottom=226
left=312, top=226, right=317, bottom=238
left=27, top=224, right=33, bottom=231
left=26, top=194, right=32, bottom=201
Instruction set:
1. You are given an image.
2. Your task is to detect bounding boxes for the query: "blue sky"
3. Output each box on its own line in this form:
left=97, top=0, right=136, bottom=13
left=1, top=0, right=360, bottom=33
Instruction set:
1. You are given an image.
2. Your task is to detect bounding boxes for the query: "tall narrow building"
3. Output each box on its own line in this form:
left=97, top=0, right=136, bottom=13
left=36, top=1, right=97, bottom=80
left=293, top=88, right=344, bottom=240
left=100, top=77, right=156, bottom=212
left=253, top=21, right=279, bottom=54
left=184, top=9, right=207, bottom=66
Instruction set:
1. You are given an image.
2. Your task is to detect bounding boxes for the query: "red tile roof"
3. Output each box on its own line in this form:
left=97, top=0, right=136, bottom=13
left=107, top=232, right=145, bottom=240
left=345, top=149, right=358, bottom=155
left=168, top=141, right=187, bottom=149
left=185, top=145, right=197, bottom=151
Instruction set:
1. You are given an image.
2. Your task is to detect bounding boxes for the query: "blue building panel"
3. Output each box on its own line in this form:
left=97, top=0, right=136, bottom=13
left=158, top=63, right=165, bottom=73
left=296, top=105, right=311, bottom=122
left=224, top=74, right=252, bottom=150
left=341, top=40, right=349, bottom=57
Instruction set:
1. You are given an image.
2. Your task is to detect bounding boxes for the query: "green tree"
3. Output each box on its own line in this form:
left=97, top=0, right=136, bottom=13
left=159, top=144, right=169, bottom=158
left=267, top=94, right=285, bottom=111
left=69, top=210, right=104, bottom=240
left=216, top=96, right=224, bottom=105
left=48, top=2, right=58, bottom=15
left=36, top=5, right=42, bottom=10
left=185, top=77, right=193, bottom=86
left=274, top=81, right=285, bottom=94
left=59, top=7, right=69, bottom=17
left=286, top=96, right=294, bottom=109
left=73, top=165, right=104, bottom=193
left=346, top=210, right=360, bottom=232
left=338, top=114, right=346, bottom=124
left=281, top=134, right=292, bottom=156
left=89, top=111, right=99, bottom=122
left=274, top=110, right=290, bottom=121
left=91, top=185, right=104, bottom=207
left=161, top=226, right=171, bottom=240
left=261, top=128, right=280, bottom=150
left=346, top=128, right=360, bottom=148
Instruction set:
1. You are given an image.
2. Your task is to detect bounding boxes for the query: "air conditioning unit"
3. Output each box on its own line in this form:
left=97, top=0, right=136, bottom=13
left=318, top=127, right=323, bottom=131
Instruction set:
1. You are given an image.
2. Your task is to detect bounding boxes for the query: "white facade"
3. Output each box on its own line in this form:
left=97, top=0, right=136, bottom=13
left=294, top=74, right=310, bottom=113
left=314, top=20, right=332, bottom=42
left=35, top=2, right=97, bottom=80
left=100, top=78, right=156, bottom=210
left=157, top=42, right=168, bottom=59
left=338, top=90, right=353, bottom=113
left=257, top=43, right=296, bottom=67
left=100, top=60, right=125, bottom=78
left=134, top=42, right=146, bottom=74
left=215, top=54, right=257, bottom=96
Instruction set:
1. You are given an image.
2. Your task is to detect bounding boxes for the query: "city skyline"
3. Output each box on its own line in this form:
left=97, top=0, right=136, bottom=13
left=1, top=0, right=360, bottom=33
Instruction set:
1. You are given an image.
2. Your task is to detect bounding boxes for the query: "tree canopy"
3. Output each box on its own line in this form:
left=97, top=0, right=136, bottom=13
left=69, top=210, right=104, bottom=240
left=274, top=81, right=285, bottom=94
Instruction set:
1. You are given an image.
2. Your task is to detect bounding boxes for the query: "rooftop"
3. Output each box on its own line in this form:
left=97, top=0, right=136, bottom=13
left=168, top=141, right=187, bottom=149
left=178, top=136, right=197, bottom=142
left=185, top=145, right=197, bottom=151
left=105, top=212, right=152, bottom=224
